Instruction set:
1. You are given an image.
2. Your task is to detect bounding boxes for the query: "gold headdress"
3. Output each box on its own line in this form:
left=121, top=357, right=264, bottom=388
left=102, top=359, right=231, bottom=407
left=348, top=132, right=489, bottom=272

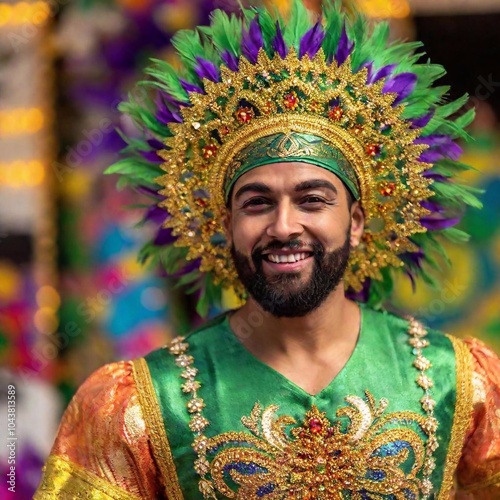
left=107, top=0, right=480, bottom=314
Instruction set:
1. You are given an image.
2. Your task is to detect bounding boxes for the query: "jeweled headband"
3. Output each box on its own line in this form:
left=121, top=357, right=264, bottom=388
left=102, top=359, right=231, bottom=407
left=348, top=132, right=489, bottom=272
left=106, top=0, right=481, bottom=314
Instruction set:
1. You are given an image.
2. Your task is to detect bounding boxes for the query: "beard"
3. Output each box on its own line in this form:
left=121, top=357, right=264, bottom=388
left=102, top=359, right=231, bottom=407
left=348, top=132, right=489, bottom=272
left=231, top=231, right=351, bottom=318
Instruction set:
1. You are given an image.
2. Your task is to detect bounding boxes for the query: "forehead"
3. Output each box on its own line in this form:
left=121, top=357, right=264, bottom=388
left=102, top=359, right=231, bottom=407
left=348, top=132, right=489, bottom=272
left=231, top=161, right=345, bottom=194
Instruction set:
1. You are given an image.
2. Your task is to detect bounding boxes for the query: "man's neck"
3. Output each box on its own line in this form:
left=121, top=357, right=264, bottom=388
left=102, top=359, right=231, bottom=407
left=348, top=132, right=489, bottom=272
left=230, top=287, right=360, bottom=364
left=228, top=287, right=361, bottom=395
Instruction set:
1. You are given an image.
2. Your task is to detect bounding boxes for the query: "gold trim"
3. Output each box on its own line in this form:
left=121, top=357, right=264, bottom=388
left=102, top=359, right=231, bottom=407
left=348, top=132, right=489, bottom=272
left=437, top=335, right=474, bottom=499
left=131, top=358, right=184, bottom=500
left=461, top=470, right=500, bottom=492
left=34, top=454, right=140, bottom=500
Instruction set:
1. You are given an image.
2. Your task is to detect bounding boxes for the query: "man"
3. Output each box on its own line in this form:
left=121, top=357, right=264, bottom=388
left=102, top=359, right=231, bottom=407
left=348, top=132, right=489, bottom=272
left=36, top=1, right=499, bottom=498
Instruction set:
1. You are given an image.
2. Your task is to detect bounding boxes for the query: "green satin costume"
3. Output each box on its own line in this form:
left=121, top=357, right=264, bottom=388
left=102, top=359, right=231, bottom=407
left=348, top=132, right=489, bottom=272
left=142, top=305, right=472, bottom=499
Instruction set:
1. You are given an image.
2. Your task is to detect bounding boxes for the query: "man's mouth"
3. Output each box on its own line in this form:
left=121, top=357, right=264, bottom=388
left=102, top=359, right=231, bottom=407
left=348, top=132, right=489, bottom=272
left=263, top=252, right=311, bottom=264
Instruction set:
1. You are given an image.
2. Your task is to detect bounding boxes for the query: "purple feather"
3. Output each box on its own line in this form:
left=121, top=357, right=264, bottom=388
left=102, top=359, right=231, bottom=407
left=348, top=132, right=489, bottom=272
left=416, top=135, right=463, bottom=162
left=335, top=25, right=354, bottom=65
left=140, top=150, right=163, bottom=163
left=273, top=22, right=287, bottom=58
left=422, top=171, right=449, bottom=182
left=154, top=227, right=176, bottom=246
left=420, top=216, right=460, bottom=230
left=180, top=78, right=204, bottom=94
left=410, top=110, right=434, bottom=129
left=221, top=50, right=239, bottom=71
left=147, top=138, right=165, bottom=150
left=346, top=278, right=371, bottom=303
left=372, top=64, right=396, bottom=83
left=242, top=16, right=263, bottom=64
left=420, top=200, right=445, bottom=213
left=137, top=185, right=162, bottom=199
left=299, top=22, right=325, bottom=59
left=155, top=95, right=182, bottom=124
left=405, top=269, right=417, bottom=292
left=383, top=72, right=417, bottom=105
left=195, top=57, right=220, bottom=82
left=145, top=204, right=169, bottom=225
left=363, top=62, right=374, bottom=82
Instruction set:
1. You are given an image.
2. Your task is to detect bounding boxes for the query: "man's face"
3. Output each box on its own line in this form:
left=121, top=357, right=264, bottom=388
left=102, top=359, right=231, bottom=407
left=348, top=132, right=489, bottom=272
left=225, top=162, right=364, bottom=317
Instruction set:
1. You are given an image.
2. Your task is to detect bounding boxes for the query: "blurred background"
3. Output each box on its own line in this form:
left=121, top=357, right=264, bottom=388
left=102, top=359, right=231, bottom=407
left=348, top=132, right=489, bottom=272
left=0, top=0, right=498, bottom=496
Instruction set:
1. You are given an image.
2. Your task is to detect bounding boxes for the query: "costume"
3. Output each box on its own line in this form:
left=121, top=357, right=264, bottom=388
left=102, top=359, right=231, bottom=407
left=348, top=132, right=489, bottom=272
left=36, top=0, right=499, bottom=497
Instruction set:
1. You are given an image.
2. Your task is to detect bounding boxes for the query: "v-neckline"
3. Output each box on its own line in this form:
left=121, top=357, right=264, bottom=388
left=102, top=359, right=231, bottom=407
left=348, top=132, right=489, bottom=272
left=222, top=304, right=365, bottom=399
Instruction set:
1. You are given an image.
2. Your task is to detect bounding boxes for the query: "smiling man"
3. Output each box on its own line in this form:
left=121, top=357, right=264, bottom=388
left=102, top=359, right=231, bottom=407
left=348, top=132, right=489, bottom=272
left=36, top=1, right=500, bottom=499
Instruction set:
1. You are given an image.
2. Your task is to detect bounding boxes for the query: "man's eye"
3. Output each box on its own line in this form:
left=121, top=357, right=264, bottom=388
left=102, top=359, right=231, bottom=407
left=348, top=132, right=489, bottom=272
left=242, top=197, right=270, bottom=207
left=303, top=196, right=325, bottom=204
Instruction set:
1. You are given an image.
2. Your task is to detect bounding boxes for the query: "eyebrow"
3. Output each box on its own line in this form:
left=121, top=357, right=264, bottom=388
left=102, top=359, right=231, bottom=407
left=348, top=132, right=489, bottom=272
left=234, top=182, right=272, bottom=201
left=294, top=179, right=338, bottom=194
left=233, top=179, right=338, bottom=202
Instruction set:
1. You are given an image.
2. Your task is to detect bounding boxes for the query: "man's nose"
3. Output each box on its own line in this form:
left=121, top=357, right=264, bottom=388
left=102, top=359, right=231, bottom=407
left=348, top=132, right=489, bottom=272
left=265, top=203, right=303, bottom=240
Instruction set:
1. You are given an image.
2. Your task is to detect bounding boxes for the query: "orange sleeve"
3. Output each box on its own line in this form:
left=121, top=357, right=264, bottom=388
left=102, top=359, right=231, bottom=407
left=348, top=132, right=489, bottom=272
left=35, top=361, right=163, bottom=499
left=455, top=338, right=500, bottom=498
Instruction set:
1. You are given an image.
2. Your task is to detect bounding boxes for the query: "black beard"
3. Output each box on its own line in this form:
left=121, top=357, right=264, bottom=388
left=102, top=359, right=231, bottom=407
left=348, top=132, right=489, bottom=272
left=231, top=233, right=351, bottom=318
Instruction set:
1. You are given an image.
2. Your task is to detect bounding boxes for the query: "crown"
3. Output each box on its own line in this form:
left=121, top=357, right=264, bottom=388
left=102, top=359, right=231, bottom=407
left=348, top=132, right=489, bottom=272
left=107, top=0, right=480, bottom=314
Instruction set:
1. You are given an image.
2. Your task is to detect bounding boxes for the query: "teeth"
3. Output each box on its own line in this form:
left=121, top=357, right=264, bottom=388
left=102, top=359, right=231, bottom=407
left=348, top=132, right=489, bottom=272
left=268, top=253, right=308, bottom=263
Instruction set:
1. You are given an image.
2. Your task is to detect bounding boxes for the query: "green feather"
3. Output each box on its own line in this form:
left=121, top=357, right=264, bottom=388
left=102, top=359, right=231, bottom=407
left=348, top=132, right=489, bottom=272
left=171, top=29, right=205, bottom=70
left=322, top=0, right=344, bottom=60
left=142, top=59, right=189, bottom=102
left=200, top=9, right=243, bottom=58
left=283, top=0, right=312, bottom=52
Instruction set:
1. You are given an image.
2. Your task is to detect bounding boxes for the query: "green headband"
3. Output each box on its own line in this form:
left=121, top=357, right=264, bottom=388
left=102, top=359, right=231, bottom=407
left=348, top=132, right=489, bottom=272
left=224, top=132, right=360, bottom=202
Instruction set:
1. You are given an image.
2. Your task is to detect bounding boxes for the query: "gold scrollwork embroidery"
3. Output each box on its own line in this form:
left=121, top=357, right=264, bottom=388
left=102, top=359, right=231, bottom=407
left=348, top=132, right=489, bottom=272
left=205, top=391, right=427, bottom=499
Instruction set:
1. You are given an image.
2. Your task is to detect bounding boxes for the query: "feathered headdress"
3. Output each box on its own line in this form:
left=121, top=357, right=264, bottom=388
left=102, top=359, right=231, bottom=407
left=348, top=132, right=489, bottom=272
left=106, top=0, right=481, bottom=316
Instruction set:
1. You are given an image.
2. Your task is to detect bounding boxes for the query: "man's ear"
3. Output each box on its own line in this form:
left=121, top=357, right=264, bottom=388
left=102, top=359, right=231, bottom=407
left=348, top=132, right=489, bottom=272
left=223, top=208, right=233, bottom=247
left=349, top=202, right=365, bottom=248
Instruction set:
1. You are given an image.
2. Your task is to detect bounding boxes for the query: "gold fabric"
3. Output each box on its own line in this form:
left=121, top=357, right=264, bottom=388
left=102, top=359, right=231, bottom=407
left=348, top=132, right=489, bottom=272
left=34, top=455, right=140, bottom=500
left=35, top=361, right=163, bottom=499
left=131, top=358, right=184, bottom=499
left=454, top=339, right=500, bottom=498
left=35, top=339, right=499, bottom=498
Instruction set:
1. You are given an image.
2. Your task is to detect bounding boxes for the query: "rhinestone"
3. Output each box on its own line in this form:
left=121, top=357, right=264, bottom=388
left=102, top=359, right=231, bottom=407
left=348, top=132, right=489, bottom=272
left=417, top=374, right=434, bottom=390
left=169, top=342, right=189, bottom=355
left=413, top=356, right=431, bottom=371
left=192, top=435, right=208, bottom=453
left=199, top=478, right=215, bottom=496
left=187, top=398, right=205, bottom=413
left=175, top=354, right=194, bottom=368
left=421, top=478, right=433, bottom=495
left=420, top=395, right=436, bottom=412
left=182, top=380, right=201, bottom=393
left=421, top=417, right=438, bottom=434
left=194, top=457, right=210, bottom=475
left=192, top=122, right=201, bottom=129
left=427, top=435, right=439, bottom=452
left=181, top=366, right=198, bottom=379
left=189, top=415, right=209, bottom=432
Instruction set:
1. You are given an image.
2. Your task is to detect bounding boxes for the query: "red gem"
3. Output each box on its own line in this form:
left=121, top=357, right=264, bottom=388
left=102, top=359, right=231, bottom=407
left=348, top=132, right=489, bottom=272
left=366, top=144, right=381, bottom=157
left=283, top=92, right=299, bottom=110
left=220, top=125, right=230, bottom=135
left=379, top=182, right=396, bottom=196
left=235, top=106, right=254, bottom=123
left=308, top=418, right=323, bottom=434
left=202, top=144, right=217, bottom=159
left=328, top=106, right=343, bottom=121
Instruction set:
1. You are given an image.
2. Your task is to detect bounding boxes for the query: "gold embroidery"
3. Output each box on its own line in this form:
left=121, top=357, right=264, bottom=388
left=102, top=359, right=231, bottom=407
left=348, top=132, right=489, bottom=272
left=437, top=336, right=474, bottom=499
left=34, top=454, right=140, bottom=500
left=131, top=358, right=185, bottom=500
left=206, top=392, right=428, bottom=499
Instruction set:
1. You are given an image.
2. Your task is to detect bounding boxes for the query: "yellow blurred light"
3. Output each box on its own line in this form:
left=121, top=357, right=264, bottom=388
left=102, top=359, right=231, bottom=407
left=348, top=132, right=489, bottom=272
left=356, top=0, right=411, bottom=19
left=34, top=307, right=59, bottom=334
left=0, top=1, right=50, bottom=27
left=0, top=262, right=22, bottom=300
left=0, top=108, right=45, bottom=135
left=0, top=160, right=45, bottom=187
left=36, top=285, right=61, bottom=309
